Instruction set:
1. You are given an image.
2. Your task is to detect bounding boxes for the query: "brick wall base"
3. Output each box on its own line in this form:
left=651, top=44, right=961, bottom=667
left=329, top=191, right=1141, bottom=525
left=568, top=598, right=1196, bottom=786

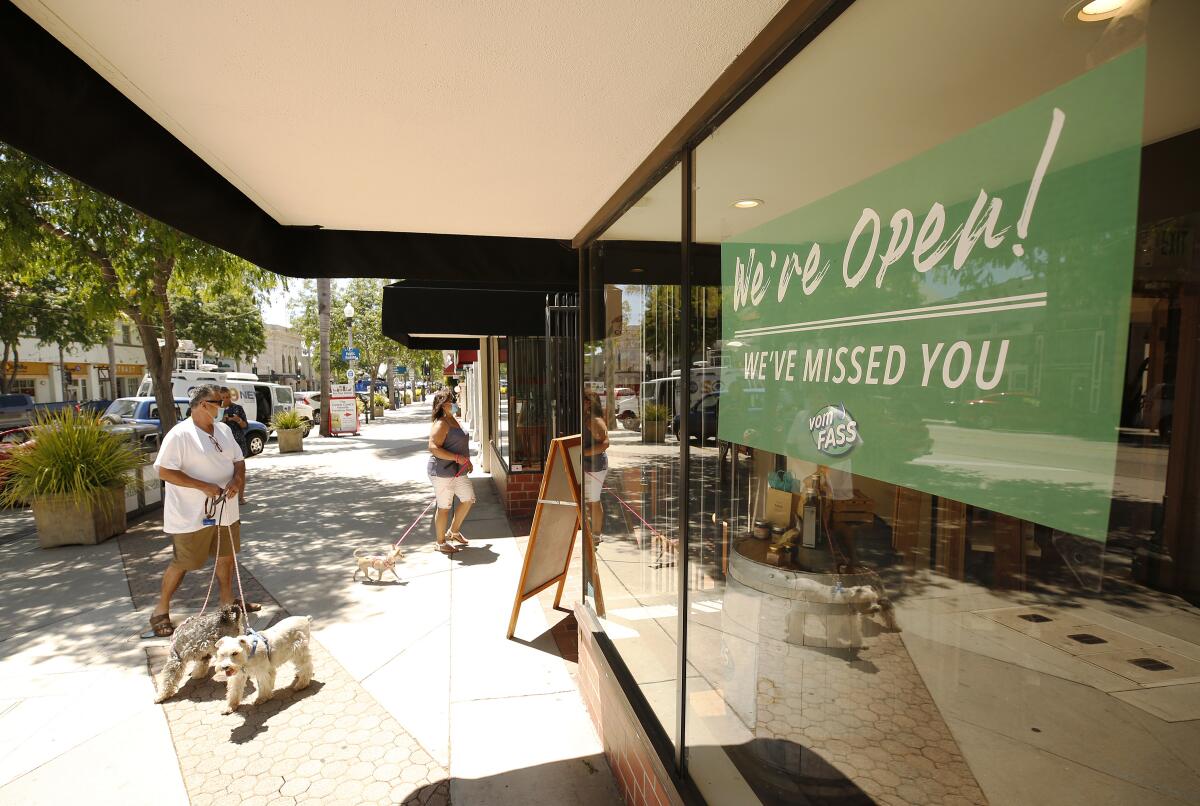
left=576, top=604, right=683, bottom=806
left=488, top=441, right=543, bottom=519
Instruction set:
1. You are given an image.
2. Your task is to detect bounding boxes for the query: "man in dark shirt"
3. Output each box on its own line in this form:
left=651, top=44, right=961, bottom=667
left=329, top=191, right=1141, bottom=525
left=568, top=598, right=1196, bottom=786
left=220, top=387, right=250, bottom=504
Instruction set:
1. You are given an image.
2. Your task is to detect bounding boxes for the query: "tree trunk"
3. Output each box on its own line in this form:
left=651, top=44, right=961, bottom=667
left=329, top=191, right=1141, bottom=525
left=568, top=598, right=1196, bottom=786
left=57, top=343, right=68, bottom=402
left=318, top=277, right=331, bottom=437
left=0, top=342, right=16, bottom=394
left=105, top=337, right=118, bottom=399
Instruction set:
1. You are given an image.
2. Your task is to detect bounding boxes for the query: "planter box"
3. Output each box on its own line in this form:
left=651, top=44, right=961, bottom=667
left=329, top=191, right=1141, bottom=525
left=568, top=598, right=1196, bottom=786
left=372, top=406, right=385, bottom=418
left=642, top=421, right=667, bottom=443
left=277, top=428, right=304, bottom=453
left=32, top=486, right=127, bottom=548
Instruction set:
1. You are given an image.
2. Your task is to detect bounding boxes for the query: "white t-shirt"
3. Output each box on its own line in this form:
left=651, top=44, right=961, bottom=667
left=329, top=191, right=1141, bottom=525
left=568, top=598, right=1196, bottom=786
left=154, top=418, right=243, bottom=534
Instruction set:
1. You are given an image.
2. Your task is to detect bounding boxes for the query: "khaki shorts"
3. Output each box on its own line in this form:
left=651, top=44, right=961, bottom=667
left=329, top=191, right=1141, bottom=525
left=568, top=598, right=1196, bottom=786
left=170, top=522, right=241, bottom=571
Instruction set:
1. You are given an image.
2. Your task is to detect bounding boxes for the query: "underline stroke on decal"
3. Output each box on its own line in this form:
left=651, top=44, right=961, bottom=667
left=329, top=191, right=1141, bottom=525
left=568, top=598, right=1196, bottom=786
left=733, top=292, right=1047, bottom=338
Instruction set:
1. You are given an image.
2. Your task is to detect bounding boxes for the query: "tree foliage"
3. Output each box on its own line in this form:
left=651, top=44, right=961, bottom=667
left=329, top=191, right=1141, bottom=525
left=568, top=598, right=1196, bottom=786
left=0, top=252, right=113, bottom=392
left=172, top=283, right=268, bottom=363
left=0, top=142, right=276, bottom=429
left=289, top=279, right=440, bottom=384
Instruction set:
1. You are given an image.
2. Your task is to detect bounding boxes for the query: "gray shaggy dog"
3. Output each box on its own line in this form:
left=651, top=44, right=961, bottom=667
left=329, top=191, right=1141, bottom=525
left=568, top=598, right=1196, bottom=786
left=153, top=603, right=245, bottom=703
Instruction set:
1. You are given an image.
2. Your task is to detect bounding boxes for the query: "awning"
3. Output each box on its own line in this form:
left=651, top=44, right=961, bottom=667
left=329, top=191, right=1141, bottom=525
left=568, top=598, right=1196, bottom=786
left=0, top=1, right=577, bottom=283
left=382, top=283, right=564, bottom=346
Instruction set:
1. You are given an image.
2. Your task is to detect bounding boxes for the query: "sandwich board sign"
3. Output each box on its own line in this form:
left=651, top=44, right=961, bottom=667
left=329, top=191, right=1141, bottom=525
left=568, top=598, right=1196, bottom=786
left=329, top=383, right=358, bottom=435
left=507, top=434, right=604, bottom=638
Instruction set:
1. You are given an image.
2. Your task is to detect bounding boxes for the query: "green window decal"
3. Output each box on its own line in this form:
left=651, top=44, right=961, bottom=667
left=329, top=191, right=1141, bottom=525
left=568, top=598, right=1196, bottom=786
left=719, top=48, right=1145, bottom=541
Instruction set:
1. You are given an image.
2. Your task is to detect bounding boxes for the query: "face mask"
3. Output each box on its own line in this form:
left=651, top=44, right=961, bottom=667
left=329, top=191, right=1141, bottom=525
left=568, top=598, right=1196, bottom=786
left=216, top=406, right=227, bottom=419
left=451, top=404, right=461, bottom=416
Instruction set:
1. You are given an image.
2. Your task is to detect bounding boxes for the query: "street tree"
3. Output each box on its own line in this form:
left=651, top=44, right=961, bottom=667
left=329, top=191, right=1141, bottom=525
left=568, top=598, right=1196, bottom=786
left=0, top=142, right=276, bottom=430
left=172, top=283, right=268, bottom=366
left=290, top=279, right=440, bottom=399
left=0, top=253, right=113, bottom=394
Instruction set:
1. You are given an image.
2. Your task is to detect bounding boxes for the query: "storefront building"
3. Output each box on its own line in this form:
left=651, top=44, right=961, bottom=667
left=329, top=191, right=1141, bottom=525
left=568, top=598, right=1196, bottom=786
left=5, top=1, right=1199, bottom=803
left=6, top=319, right=146, bottom=402
left=573, top=1, right=1200, bottom=804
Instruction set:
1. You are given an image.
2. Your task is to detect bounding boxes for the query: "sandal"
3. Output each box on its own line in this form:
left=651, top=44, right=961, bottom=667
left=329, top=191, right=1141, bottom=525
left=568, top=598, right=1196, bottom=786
left=149, top=612, right=174, bottom=637
left=232, top=598, right=263, bottom=613
left=435, top=539, right=461, bottom=555
left=448, top=531, right=469, bottom=546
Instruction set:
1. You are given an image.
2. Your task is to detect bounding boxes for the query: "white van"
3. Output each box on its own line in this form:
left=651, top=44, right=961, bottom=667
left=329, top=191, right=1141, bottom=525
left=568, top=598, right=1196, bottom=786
left=137, top=371, right=312, bottom=435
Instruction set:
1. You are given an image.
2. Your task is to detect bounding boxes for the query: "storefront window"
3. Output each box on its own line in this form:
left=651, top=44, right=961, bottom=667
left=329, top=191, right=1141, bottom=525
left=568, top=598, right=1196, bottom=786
left=585, top=163, right=684, bottom=747
left=494, top=337, right=508, bottom=463
left=496, top=336, right=548, bottom=472
left=681, top=1, right=1200, bottom=804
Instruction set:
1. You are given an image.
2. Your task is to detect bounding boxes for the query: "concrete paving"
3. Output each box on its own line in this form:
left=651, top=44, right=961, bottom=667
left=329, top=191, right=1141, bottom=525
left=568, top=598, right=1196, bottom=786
left=0, top=405, right=619, bottom=805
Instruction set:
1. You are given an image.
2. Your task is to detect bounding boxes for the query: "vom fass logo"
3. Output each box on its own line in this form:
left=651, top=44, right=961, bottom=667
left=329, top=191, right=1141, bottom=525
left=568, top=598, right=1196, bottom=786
left=809, top=404, right=859, bottom=457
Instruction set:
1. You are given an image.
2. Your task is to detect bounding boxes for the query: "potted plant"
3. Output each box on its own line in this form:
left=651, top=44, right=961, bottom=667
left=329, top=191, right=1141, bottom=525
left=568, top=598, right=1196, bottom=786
left=372, top=392, right=387, bottom=418
left=272, top=409, right=306, bottom=453
left=0, top=409, right=141, bottom=548
left=641, top=403, right=669, bottom=443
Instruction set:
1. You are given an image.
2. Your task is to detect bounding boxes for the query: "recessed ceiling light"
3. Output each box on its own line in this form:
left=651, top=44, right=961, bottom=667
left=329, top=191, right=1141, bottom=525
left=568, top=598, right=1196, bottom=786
left=1075, top=0, right=1126, bottom=22
left=732, top=198, right=763, bottom=209
left=631, top=267, right=645, bottom=273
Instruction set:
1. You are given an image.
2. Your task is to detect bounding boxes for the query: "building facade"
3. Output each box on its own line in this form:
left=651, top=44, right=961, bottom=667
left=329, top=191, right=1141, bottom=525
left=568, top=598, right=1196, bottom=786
left=3, top=317, right=146, bottom=402
left=244, top=324, right=305, bottom=389
left=572, top=3, right=1200, bottom=805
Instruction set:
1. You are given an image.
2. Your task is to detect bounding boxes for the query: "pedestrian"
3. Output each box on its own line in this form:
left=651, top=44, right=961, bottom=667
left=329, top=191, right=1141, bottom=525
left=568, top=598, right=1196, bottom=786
left=582, top=390, right=610, bottom=543
left=148, top=383, right=258, bottom=637
left=428, top=388, right=474, bottom=555
left=220, top=386, right=249, bottom=505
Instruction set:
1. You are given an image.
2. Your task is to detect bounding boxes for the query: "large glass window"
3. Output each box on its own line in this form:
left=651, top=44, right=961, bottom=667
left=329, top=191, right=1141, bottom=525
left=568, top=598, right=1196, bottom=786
left=680, top=2, right=1200, bottom=805
left=584, top=163, right=684, bottom=747
left=496, top=336, right=548, bottom=472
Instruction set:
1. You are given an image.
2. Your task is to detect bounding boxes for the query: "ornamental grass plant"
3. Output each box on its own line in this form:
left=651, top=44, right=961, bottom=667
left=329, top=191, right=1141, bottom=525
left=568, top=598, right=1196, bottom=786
left=0, top=408, right=141, bottom=508
left=271, top=409, right=305, bottom=431
left=642, top=402, right=670, bottom=422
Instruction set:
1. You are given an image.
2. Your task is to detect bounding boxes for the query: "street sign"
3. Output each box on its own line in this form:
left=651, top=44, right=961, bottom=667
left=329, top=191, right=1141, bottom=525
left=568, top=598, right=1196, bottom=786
left=395, top=366, right=407, bottom=375
left=341, top=347, right=361, bottom=362
left=345, top=369, right=355, bottom=381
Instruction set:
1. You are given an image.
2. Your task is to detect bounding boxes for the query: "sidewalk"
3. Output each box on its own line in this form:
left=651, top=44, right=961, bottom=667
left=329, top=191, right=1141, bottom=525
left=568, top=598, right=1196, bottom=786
left=0, top=405, right=619, bottom=805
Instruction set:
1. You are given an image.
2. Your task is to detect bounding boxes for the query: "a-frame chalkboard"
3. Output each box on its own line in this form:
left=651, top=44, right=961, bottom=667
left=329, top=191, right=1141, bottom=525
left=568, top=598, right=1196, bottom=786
left=506, top=434, right=605, bottom=639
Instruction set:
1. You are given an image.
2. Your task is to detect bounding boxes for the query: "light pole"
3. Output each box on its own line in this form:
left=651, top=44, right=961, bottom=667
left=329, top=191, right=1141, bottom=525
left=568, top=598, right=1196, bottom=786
left=345, top=302, right=365, bottom=423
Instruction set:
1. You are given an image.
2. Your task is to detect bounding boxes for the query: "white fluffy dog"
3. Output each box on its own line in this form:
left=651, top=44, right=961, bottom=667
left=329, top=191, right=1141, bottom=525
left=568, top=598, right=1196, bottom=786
left=213, top=616, right=314, bottom=714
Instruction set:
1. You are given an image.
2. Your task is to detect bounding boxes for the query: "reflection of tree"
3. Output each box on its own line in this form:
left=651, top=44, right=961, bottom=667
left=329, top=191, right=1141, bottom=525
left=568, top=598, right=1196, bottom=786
left=637, top=285, right=722, bottom=373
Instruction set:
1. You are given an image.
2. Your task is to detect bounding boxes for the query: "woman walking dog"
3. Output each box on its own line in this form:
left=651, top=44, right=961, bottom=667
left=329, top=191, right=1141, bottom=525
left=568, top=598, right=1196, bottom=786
left=428, top=389, right=474, bottom=554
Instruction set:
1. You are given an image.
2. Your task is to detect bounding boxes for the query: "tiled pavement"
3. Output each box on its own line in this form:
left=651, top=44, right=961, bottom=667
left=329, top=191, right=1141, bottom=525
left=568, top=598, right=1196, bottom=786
left=122, top=519, right=452, bottom=806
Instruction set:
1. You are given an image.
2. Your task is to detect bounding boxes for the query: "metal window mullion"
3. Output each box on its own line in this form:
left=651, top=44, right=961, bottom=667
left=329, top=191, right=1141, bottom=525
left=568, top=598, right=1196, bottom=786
left=674, top=148, right=694, bottom=775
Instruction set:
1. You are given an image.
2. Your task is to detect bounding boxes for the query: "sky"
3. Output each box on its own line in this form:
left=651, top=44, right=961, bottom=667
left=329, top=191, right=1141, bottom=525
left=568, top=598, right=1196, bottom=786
left=261, top=279, right=347, bottom=327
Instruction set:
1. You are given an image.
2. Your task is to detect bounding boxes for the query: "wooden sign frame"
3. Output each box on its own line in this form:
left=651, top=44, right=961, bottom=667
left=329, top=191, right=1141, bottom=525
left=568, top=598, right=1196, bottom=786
left=507, top=434, right=605, bottom=639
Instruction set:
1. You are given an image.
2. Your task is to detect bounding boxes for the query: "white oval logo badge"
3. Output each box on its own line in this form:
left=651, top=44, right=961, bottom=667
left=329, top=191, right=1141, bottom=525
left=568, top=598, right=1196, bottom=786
left=809, top=404, right=859, bottom=457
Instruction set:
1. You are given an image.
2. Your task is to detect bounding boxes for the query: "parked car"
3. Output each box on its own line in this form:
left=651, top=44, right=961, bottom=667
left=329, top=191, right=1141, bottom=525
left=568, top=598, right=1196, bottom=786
left=0, top=394, right=35, bottom=430
left=77, top=399, right=114, bottom=417
left=0, top=426, right=35, bottom=491
left=102, top=397, right=269, bottom=455
left=671, top=392, right=720, bottom=443
left=136, top=371, right=306, bottom=434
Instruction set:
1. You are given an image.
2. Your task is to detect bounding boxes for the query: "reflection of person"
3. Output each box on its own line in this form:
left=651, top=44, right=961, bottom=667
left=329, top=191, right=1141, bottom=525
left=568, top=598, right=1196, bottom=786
left=582, top=391, right=610, bottom=542
left=428, top=389, right=475, bottom=555
left=220, top=387, right=249, bottom=504
left=149, top=383, right=248, bottom=637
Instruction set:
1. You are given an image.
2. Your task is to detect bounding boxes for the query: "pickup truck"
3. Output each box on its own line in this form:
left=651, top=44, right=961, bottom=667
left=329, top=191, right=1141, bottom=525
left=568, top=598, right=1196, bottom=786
left=103, top=397, right=269, bottom=456
left=0, top=395, right=115, bottom=430
left=0, top=394, right=35, bottom=430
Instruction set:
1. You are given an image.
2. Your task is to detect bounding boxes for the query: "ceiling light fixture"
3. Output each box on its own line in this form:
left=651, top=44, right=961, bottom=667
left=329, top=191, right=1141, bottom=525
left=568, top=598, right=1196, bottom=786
left=732, top=198, right=763, bottom=209
left=1075, top=0, right=1126, bottom=22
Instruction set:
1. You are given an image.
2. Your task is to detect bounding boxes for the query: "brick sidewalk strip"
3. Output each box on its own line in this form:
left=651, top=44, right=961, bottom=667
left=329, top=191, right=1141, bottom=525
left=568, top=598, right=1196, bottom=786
left=121, top=518, right=451, bottom=805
